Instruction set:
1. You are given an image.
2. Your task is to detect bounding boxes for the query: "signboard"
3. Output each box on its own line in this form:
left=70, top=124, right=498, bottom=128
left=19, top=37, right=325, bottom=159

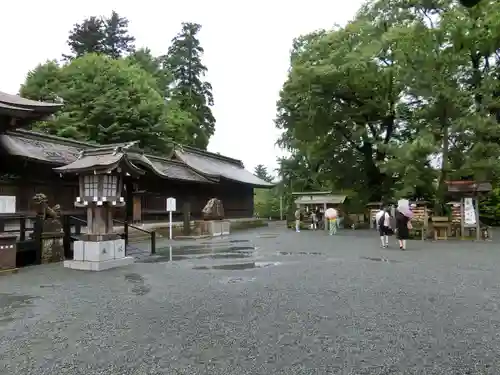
left=464, top=198, right=477, bottom=227
left=166, top=197, right=176, bottom=212
left=0, top=196, right=16, bottom=214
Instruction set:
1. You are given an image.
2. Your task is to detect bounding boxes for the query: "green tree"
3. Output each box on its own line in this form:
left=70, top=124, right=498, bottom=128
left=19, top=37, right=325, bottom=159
left=164, top=22, right=215, bottom=149
left=276, top=19, right=403, bottom=201
left=277, top=0, right=500, bottom=211
left=253, top=164, right=273, bottom=183
left=66, top=16, right=106, bottom=59
left=103, top=11, right=135, bottom=59
left=20, top=54, right=180, bottom=152
left=19, top=60, right=62, bottom=102
left=65, top=11, right=135, bottom=59
left=126, top=48, right=172, bottom=98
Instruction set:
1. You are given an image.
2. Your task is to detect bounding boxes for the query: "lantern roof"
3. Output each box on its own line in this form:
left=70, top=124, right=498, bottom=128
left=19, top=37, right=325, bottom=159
left=54, top=141, right=145, bottom=176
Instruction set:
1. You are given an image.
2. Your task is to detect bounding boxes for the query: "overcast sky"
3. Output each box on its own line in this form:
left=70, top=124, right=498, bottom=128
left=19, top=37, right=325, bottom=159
left=0, top=0, right=363, bottom=175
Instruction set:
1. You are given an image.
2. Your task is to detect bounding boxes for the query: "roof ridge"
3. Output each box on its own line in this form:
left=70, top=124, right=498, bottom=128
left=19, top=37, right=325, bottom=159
left=7, top=129, right=244, bottom=170
left=145, top=153, right=219, bottom=182
left=7, top=129, right=99, bottom=148
left=174, top=142, right=244, bottom=167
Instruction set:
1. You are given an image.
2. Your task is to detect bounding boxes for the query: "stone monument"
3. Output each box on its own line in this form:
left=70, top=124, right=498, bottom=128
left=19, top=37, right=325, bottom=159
left=200, top=198, right=230, bottom=236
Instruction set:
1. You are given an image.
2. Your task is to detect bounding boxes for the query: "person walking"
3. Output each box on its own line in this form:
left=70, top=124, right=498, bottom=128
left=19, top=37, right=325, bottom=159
left=328, top=216, right=338, bottom=235
left=395, top=199, right=413, bottom=250
left=377, top=207, right=392, bottom=248
left=294, top=208, right=302, bottom=233
left=311, top=209, right=318, bottom=230
left=325, top=207, right=338, bottom=236
left=395, top=210, right=411, bottom=250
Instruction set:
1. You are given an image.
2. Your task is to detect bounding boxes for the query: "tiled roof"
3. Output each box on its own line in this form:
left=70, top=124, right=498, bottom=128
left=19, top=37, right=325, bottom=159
left=0, top=129, right=271, bottom=187
left=54, top=144, right=146, bottom=176
left=0, top=92, right=62, bottom=121
left=0, top=92, right=62, bottom=110
left=132, top=154, right=212, bottom=183
left=1, top=132, right=82, bottom=164
left=1, top=131, right=211, bottom=183
left=174, top=146, right=274, bottom=187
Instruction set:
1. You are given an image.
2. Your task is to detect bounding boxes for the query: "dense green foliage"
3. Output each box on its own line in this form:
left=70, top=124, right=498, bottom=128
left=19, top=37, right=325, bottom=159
left=21, top=54, right=177, bottom=151
left=254, top=188, right=281, bottom=219
left=65, top=11, right=135, bottom=60
left=275, top=0, right=500, bottom=216
left=20, top=15, right=214, bottom=152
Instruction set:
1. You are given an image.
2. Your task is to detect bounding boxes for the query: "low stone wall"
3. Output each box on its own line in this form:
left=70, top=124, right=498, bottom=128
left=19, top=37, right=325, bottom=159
left=128, top=218, right=268, bottom=242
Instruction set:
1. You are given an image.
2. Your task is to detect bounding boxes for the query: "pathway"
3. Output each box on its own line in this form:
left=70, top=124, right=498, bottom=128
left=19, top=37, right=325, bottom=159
left=1, top=227, right=500, bottom=374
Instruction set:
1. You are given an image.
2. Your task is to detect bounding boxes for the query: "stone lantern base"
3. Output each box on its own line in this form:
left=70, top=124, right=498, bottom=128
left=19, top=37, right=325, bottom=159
left=63, top=238, right=134, bottom=271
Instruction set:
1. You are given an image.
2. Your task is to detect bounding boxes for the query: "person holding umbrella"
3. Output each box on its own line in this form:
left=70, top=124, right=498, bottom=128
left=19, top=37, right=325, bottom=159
left=325, top=207, right=338, bottom=235
left=395, top=199, right=413, bottom=250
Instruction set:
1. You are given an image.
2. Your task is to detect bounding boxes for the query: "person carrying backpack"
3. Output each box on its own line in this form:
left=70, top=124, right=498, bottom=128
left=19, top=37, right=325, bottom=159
left=376, top=207, right=392, bottom=248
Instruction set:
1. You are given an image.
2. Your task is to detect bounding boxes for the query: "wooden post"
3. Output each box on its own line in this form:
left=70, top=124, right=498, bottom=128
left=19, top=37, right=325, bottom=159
left=34, top=216, right=42, bottom=265
left=183, top=202, right=191, bottom=236
left=422, top=205, right=428, bottom=241
left=62, top=215, right=71, bottom=259
left=19, top=216, right=26, bottom=241
left=475, top=196, right=480, bottom=241
left=460, top=198, right=465, bottom=240
left=124, top=179, right=133, bottom=224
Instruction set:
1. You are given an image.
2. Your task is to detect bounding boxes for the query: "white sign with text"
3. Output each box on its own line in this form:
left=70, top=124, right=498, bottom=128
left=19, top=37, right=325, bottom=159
left=166, top=197, right=176, bottom=212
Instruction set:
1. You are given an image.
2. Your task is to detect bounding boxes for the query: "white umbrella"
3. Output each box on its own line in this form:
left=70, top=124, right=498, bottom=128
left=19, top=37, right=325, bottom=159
left=325, top=208, right=338, bottom=219
left=397, top=199, right=414, bottom=218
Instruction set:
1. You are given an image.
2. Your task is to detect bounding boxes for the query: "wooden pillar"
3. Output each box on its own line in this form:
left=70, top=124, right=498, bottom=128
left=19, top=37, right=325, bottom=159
left=106, top=206, right=113, bottom=234
left=423, top=205, right=428, bottom=241
left=183, top=202, right=191, bottom=236
left=124, top=179, right=133, bottom=224
left=86, top=207, right=93, bottom=235
left=475, top=195, right=480, bottom=241
left=460, top=198, right=465, bottom=240
left=132, top=195, right=141, bottom=223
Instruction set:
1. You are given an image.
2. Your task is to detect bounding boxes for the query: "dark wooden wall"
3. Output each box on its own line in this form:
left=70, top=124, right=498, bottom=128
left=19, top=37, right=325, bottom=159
left=0, top=157, right=255, bottom=222
left=136, top=175, right=254, bottom=221
left=0, top=157, right=80, bottom=214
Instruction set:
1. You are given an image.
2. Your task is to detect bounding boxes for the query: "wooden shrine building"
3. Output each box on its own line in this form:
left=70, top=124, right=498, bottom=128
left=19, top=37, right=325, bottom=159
left=0, top=92, right=273, bottom=223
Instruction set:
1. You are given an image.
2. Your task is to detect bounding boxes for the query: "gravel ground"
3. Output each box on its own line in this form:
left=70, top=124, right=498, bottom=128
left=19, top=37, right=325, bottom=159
left=1, top=227, right=500, bottom=374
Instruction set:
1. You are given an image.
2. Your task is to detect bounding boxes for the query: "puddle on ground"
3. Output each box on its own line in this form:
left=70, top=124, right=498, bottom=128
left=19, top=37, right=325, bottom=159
left=147, top=243, right=257, bottom=263
left=258, top=234, right=279, bottom=239
left=139, top=251, right=253, bottom=263
left=124, top=273, right=151, bottom=296
left=0, top=293, right=37, bottom=324
left=220, top=276, right=256, bottom=284
left=278, top=251, right=323, bottom=256
left=200, top=239, right=249, bottom=245
left=193, top=261, right=280, bottom=271
left=361, top=257, right=401, bottom=264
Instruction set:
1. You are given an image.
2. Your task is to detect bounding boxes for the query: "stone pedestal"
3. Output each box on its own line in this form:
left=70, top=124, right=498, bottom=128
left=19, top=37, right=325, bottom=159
left=40, top=218, right=64, bottom=264
left=198, top=220, right=231, bottom=237
left=41, top=233, right=64, bottom=264
left=64, top=238, right=133, bottom=271
left=0, top=235, right=17, bottom=270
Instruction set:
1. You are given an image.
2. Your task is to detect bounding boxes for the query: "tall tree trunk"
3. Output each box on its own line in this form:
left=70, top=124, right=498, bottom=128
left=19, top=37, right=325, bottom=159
left=436, top=103, right=449, bottom=215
